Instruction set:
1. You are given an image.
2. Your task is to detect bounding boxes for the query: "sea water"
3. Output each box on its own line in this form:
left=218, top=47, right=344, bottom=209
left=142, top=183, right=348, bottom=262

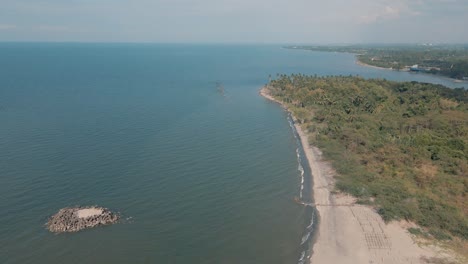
left=0, top=43, right=464, bottom=264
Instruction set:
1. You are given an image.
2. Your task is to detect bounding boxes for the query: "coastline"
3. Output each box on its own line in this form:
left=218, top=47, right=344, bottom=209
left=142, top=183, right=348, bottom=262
left=260, top=86, right=454, bottom=264
left=355, top=59, right=395, bottom=71
left=355, top=57, right=467, bottom=84
left=286, top=47, right=467, bottom=85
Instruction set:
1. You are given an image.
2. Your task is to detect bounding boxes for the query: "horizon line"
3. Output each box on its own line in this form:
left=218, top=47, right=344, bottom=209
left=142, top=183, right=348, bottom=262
left=1, top=41, right=468, bottom=46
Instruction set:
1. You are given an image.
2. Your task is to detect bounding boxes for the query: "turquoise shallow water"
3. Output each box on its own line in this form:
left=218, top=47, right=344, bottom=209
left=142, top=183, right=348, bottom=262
left=0, top=43, right=465, bottom=264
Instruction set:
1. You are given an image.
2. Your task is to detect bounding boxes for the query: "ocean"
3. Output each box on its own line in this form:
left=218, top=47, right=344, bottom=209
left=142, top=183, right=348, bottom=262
left=0, top=43, right=465, bottom=264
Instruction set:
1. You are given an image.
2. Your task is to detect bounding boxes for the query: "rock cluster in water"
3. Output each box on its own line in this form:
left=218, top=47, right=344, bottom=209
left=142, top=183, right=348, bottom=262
left=46, top=206, right=119, bottom=233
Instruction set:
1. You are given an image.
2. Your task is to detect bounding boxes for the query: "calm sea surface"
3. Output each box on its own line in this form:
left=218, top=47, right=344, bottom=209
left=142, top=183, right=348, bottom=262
left=0, top=43, right=465, bottom=264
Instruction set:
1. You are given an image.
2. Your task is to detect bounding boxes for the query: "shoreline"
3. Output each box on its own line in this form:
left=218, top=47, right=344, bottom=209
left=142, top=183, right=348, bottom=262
left=355, top=59, right=395, bottom=71
left=355, top=57, right=467, bottom=84
left=286, top=47, right=467, bottom=85
left=260, top=86, right=455, bottom=264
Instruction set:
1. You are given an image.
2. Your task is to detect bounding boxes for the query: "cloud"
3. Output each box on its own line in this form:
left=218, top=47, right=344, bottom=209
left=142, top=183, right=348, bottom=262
left=0, top=24, right=16, bottom=30
left=359, top=5, right=401, bottom=24
left=0, top=0, right=467, bottom=43
left=357, top=0, right=429, bottom=24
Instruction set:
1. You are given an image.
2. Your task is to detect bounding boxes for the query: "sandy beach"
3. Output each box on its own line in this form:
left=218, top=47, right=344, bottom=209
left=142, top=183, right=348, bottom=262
left=260, top=86, right=454, bottom=264
left=355, top=59, right=395, bottom=71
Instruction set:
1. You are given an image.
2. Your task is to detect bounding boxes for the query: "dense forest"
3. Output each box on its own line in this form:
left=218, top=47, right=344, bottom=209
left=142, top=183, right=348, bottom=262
left=288, top=45, right=468, bottom=79
left=266, top=75, right=467, bottom=240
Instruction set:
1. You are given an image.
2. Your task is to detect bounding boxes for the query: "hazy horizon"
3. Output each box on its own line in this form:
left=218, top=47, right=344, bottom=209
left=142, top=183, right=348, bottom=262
left=1, top=0, right=468, bottom=43
left=1, top=41, right=468, bottom=45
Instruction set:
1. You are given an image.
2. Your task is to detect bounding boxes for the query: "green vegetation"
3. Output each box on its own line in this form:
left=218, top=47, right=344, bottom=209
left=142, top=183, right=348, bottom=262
left=267, top=75, right=467, bottom=240
left=287, top=45, right=468, bottom=79
left=408, top=227, right=425, bottom=236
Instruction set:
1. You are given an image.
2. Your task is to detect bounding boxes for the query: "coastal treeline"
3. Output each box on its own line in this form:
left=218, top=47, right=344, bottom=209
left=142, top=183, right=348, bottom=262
left=267, top=75, right=467, bottom=240
left=289, top=45, right=468, bottom=79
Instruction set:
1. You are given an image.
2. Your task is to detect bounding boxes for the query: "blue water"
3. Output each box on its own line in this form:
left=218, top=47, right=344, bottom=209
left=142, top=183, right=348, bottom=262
left=0, top=43, right=465, bottom=264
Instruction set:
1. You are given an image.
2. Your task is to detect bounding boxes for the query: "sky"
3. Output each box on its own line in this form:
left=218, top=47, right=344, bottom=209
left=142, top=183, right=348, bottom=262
left=0, top=0, right=467, bottom=43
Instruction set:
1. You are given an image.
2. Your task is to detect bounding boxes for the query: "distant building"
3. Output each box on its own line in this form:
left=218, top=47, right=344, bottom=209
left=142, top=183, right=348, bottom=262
left=409, top=64, right=436, bottom=73
left=410, top=65, right=422, bottom=72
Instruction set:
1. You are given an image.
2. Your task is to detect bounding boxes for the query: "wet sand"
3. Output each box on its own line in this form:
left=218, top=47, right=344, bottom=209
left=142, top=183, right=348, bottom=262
left=260, top=86, right=453, bottom=263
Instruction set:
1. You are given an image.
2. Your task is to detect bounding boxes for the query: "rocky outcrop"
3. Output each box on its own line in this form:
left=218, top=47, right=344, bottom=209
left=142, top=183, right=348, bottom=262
left=46, top=206, right=119, bottom=233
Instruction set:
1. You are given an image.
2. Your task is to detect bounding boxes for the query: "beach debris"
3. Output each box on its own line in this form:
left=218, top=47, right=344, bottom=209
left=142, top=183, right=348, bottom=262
left=46, top=206, right=119, bottom=233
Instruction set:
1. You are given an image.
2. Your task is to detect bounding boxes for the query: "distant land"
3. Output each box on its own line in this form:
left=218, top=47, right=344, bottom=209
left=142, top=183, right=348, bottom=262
left=287, top=45, right=468, bottom=80
left=264, top=75, right=467, bottom=262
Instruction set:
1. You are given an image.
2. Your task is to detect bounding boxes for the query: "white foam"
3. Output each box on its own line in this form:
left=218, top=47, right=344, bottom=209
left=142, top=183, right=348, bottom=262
left=288, top=115, right=314, bottom=264
left=301, top=232, right=311, bottom=245
left=306, top=211, right=315, bottom=229
left=296, top=151, right=305, bottom=199
left=298, top=251, right=306, bottom=263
